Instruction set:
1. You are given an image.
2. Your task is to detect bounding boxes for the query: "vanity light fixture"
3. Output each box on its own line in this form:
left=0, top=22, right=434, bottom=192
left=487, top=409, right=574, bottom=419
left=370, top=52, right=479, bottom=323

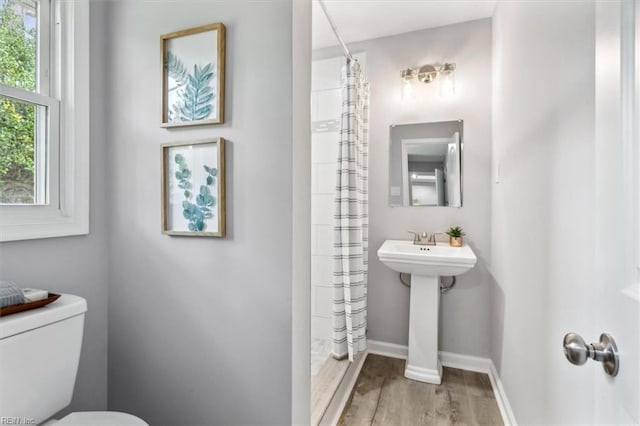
left=400, top=63, right=456, bottom=101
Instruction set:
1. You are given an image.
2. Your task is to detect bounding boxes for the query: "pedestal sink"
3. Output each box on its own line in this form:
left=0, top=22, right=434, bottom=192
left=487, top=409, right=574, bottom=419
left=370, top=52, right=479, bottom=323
left=377, top=240, right=477, bottom=384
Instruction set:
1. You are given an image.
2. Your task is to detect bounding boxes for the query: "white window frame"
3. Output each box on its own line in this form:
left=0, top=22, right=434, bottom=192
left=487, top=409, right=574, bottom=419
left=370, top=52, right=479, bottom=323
left=636, top=0, right=640, bottom=285
left=0, top=84, right=60, bottom=206
left=0, top=0, right=90, bottom=242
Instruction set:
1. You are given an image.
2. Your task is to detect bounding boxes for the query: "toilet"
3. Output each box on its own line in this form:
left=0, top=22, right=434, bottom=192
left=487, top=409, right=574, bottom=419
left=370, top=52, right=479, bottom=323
left=0, top=294, right=147, bottom=425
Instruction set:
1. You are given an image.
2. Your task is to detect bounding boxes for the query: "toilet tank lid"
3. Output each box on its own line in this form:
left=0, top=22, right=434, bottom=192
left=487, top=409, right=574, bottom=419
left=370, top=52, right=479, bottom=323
left=0, top=294, right=87, bottom=339
left=57, top=411, right=148, bottom=425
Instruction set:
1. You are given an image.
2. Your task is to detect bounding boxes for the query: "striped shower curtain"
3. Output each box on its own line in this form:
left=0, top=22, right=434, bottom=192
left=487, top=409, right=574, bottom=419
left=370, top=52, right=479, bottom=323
left=332, top=58, right=370, bottom=362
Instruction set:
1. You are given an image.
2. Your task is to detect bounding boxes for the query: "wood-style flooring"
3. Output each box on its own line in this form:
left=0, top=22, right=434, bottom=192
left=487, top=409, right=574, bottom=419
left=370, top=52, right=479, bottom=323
left=338, top=354, right=504, bottom=426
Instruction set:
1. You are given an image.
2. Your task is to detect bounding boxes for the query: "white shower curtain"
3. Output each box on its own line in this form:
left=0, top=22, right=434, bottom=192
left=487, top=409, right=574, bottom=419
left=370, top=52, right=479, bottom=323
left=332, top=58, right=369, bottom=362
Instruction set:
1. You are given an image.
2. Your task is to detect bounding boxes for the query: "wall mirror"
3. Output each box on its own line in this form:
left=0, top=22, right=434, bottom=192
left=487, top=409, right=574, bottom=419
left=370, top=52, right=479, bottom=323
left=389, top=120, right=463, bottom=207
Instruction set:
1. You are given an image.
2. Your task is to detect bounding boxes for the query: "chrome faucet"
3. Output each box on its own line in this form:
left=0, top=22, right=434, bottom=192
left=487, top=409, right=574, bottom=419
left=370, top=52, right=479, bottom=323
left=408, top=231, right=438, bottom=246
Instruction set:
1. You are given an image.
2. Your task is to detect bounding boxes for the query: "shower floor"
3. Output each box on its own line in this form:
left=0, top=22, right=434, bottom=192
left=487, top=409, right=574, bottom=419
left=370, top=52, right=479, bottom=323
left=311, top=338, right=349, bottom=425
left=311, top=338, right=332, bottom=376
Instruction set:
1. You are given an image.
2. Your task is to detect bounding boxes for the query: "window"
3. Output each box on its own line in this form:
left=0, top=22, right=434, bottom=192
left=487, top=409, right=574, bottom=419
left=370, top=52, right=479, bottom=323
left=0, top=0, right=55, bottom=205
left=0, top=0, right=89, bottom=241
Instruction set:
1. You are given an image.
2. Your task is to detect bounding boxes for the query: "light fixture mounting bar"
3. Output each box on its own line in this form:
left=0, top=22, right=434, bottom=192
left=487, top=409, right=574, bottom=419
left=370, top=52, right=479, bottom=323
left=401, top=63, right=457, bottom=84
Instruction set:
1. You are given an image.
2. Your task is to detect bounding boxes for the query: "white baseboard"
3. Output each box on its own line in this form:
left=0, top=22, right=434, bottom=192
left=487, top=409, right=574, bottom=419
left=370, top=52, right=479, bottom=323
left=367, top=339, right=408, bottom=359
left=367, top=340, right=517, bottom=426
left=488, top=361, right=518, bottom=426
left=439, top=351, right=492, bottom=373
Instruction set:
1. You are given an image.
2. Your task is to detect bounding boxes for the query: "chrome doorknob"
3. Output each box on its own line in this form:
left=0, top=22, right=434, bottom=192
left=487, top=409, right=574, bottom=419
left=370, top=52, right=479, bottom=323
left=563, top=333, right=590, bottom=366
left=563, top=332, right=619, bottom=376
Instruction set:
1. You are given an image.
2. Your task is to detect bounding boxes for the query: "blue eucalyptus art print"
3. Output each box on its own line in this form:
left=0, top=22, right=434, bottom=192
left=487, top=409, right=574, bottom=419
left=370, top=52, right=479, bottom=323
left=175, top=156, right=217, bottom=232
left=163, top=140, right=224, bottom=236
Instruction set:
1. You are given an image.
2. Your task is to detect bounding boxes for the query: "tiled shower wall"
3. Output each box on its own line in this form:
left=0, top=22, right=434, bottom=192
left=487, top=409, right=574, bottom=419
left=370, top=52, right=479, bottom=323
left=311, top=57, right=341, bottom=343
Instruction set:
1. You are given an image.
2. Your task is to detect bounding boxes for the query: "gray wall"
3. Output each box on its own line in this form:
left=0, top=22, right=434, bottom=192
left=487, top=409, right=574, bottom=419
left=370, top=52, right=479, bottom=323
left=104, top=1, right=294, bottom=424
left=491, top=2, right=596, bottom=423
left=316, top=19, right=492, bottom=357
left=407, top=161, right=443, bottom=174
left=0, top=2, right=110, bottom=416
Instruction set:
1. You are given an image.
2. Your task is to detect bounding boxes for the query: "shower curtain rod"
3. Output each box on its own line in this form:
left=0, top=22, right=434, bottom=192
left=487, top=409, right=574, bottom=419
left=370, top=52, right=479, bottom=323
left=317, top=0, right=354, bottom=61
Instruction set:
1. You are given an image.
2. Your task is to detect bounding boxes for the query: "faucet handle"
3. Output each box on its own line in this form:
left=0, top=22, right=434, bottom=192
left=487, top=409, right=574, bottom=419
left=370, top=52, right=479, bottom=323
left=408, top=230, right=420, bottom=243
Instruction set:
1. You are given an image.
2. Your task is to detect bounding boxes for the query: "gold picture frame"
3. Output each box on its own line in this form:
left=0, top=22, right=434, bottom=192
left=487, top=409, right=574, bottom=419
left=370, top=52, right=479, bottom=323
left=161, top=138, right=226, bottom=237
left=161, top=23, right=225, bottom=127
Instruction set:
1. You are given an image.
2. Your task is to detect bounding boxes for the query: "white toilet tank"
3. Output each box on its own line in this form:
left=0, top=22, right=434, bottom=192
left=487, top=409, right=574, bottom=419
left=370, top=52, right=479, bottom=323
left=0, top=294, right=87, bottom=425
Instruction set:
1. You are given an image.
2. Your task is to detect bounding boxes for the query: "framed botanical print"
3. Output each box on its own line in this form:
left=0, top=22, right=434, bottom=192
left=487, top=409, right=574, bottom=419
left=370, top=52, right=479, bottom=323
left=161, top=138, right=226, bottom=237
left=161, top=23, right=225, bottom=127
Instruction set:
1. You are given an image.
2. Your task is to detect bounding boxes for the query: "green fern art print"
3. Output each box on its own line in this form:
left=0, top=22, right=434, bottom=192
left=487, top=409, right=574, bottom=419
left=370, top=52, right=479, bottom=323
left=166, top=53, right=216, bottom=123
left=161, top=23, right=225, bottom=126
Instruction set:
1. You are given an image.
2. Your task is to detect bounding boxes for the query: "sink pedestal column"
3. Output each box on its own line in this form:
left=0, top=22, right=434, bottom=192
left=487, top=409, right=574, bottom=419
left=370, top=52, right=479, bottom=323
left=405, top=274, right=442, bottom=384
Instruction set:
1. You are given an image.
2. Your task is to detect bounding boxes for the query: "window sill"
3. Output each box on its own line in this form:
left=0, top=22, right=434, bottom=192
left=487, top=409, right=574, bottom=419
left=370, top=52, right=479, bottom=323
left=0, top=201, right=89, bottom=242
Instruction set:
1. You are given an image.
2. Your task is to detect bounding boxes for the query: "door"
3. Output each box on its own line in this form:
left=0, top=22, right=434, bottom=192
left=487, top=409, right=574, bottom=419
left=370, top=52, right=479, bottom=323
left=445, top=132, right=461, bottom=207
left=592, top=1, right=639, bottom=423
left=435, top=168, right=445, bottom=206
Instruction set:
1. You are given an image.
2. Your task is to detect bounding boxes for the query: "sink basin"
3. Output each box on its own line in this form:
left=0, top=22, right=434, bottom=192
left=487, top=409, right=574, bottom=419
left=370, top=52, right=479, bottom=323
left=377, top=239, right=477, bottom=385
left=377, top=240, right=477, bottom=276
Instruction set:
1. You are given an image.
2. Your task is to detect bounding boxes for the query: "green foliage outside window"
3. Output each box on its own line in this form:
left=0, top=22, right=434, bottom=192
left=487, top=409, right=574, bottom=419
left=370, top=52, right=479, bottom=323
left=0, top=0, right=37, bottom=202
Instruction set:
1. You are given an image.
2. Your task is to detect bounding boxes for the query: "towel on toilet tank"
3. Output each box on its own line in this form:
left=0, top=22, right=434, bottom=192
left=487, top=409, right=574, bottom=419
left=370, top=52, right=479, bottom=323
left=0, top=281, right=25, bottom=308
left=22, top=288, right=48, bottom=303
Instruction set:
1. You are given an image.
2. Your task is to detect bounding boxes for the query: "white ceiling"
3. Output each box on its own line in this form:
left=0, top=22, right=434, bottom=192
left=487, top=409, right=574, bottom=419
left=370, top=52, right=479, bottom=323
left=312, top=0, right=497, bottom=49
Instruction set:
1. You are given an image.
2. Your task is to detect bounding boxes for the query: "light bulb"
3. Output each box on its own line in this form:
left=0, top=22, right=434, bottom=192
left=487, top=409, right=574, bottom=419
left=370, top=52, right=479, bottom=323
left=439, top=63, right=456, bottom=97
left=402, top=79, right=416, bottom=103
left=401, top=68, right=416, bottom=104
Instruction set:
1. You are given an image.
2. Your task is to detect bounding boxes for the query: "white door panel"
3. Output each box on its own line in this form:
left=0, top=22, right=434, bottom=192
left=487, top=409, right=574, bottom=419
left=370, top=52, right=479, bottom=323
left=593, top=1, right=639, bottom=423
